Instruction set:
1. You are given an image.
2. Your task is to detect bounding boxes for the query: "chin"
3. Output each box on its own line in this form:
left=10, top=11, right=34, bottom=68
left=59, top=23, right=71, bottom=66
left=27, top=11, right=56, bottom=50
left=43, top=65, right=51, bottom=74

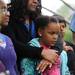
left=3, top=23, right=8, bottom=26
left=29, top=8, right=37, bottom=12
left=31, top=9, right=36, bottom=11
left=50, top=44, right=55, bottom=46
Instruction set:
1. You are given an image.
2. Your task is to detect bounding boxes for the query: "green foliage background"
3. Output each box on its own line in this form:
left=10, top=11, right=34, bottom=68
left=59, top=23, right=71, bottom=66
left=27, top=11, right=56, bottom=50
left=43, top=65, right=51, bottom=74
left=64, top=26, right=73, bottom=43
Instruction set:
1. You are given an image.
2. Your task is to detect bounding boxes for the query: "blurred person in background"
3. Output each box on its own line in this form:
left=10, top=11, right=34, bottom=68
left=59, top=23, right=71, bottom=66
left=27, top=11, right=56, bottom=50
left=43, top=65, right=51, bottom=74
left=54, top=15, right=75, bottom=75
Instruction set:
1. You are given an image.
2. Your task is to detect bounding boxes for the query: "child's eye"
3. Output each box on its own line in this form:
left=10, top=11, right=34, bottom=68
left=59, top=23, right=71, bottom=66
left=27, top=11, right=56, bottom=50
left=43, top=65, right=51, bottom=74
left=48, top=32, right=60, bottom=35
left=48, top=32, right=55, bottom=35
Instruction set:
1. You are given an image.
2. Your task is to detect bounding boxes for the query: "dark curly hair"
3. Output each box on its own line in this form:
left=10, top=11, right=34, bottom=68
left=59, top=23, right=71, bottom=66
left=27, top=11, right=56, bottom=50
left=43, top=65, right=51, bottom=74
left=53, top=15, right=66, bottom=27
left=9, top=0, right=41, bottom=23
left=35, top=15, right=59, bottom=30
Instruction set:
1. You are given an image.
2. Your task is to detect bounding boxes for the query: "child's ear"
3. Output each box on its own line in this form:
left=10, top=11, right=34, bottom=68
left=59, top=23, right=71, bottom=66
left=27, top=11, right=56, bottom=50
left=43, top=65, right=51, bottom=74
left=38, top=28, right=42, bottom=37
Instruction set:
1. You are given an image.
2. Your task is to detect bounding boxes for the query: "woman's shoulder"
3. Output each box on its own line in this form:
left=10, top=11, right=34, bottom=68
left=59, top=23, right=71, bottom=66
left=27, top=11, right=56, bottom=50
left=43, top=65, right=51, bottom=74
left=0, top=33, right=9, bottom=38
left=0, top=33, right=13, bottom=45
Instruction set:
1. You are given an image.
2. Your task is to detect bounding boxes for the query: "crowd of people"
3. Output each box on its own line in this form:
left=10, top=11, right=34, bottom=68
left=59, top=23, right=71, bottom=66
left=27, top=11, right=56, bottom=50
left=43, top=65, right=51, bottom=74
left=0, top=0, right=75, bottom=75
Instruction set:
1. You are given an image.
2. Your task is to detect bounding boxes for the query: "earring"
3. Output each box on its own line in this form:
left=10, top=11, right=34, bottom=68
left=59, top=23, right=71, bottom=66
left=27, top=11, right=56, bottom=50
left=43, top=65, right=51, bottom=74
left=39, top=34, right=42, bottom=37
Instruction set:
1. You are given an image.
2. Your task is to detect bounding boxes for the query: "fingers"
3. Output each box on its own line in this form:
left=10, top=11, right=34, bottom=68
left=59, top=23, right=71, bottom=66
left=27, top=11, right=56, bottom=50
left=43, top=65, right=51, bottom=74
left=67, top=46, right=73, bottom=51
left=37, top=60, right=46, bottom=72
left=36, top=60, right=43, bottom=71
left=49, top=63, right=52, bottom=68
left=64, top=46, right=73, bottom=51
left=37, top=59, right=51, bottom=72
left=50, top=52, right=59, bottom=64
left=55, top=50, right=58, bottom=53
left=40, top=61, right=48, bottom=72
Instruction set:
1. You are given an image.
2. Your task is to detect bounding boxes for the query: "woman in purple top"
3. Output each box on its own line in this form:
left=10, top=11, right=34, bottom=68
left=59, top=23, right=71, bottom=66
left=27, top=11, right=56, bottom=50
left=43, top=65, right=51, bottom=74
left=0, top=0, right=17, bottom=75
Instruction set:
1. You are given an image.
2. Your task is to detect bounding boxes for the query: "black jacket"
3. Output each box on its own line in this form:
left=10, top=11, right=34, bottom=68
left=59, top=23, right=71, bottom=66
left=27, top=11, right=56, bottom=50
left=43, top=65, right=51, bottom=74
left=1, top=21, right=43, bottom=59
left=66, top=41, right=75, bottom=75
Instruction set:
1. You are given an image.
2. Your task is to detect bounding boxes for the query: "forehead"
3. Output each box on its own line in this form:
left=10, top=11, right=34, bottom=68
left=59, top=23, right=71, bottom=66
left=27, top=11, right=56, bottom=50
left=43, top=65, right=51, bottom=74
left=59, top=23, right=65, bottom=25
left=59, top=23, right=66, bottom=26
left=44, top=23, right=60, bottom=31
left=28, top=0, right=39, bottom=3
left=28, top=0, right=33, bottom=3
left=0, top=1, right=7, bottom=8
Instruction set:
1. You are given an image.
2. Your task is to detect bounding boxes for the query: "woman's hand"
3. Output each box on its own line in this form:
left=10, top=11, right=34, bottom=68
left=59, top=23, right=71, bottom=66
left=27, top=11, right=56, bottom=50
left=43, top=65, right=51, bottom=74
left=41, top=49, right=59, bottom=63
left=63, top=42, right=73, bottom=51
left=37, top=59, right=52, bottom=73
left=64, top=45, right=73, bottom=51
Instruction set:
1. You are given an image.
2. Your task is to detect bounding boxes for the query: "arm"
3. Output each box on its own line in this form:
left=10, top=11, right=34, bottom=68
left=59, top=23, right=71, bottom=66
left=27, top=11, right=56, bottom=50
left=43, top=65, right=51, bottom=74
left=1, top=26, right=43, bottom=59
left=1, top=26, right=61, bottom=61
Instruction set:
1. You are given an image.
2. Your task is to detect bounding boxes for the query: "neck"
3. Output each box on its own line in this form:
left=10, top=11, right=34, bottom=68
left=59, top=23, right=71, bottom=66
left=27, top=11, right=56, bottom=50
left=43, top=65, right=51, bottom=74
left=26, top=18, right=30, bottom=23
left=39, top=39, right=51, bottom=49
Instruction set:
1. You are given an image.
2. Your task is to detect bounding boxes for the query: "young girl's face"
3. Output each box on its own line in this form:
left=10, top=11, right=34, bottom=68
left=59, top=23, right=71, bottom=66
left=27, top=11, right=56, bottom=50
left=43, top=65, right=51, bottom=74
left=0, top=0, right=10, bottom=26
left=38, top=22, right=60, bottom=47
